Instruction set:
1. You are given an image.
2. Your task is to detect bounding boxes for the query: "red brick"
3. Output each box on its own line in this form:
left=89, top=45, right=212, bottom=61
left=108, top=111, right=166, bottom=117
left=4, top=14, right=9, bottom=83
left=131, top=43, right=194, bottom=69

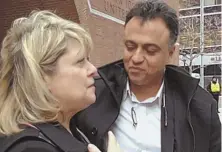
left=0, top=0, right=79, bottom=46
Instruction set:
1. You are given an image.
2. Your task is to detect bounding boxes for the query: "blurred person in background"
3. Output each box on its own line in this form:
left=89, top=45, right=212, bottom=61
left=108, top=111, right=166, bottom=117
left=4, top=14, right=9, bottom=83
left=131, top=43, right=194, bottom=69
left=207, top=76, right=221, bottom=113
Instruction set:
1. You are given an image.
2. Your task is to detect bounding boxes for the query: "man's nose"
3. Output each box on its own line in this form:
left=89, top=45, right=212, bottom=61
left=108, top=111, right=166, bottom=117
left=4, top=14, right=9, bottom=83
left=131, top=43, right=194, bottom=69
left=132, top=48, right=144, bottom=64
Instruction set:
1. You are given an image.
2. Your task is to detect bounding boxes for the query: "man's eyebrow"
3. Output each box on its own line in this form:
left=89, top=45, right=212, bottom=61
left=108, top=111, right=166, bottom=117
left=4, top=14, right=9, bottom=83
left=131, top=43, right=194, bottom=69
left=143, top=43, right=161, bottom=50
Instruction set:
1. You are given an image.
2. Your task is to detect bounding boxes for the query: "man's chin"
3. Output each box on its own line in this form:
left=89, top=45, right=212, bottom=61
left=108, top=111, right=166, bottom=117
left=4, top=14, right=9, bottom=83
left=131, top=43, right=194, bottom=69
left=129, top=77, right=144, bottom=86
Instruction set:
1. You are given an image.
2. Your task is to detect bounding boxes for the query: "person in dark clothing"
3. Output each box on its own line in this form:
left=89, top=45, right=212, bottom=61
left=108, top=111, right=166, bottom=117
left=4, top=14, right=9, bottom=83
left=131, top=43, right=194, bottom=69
left=0, top=10, right=119, bottom=152
left=207, top=76, right=221, bottom=113
left=72, top=1, right=221, bottom=152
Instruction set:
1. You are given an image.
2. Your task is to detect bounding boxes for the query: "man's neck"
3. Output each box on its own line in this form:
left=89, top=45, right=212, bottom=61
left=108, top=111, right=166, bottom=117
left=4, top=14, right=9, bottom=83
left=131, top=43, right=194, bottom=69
left=130, top=75, right=164, bottom=102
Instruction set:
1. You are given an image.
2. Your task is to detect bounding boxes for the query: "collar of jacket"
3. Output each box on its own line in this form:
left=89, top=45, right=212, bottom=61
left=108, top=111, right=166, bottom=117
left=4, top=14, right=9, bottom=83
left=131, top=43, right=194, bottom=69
left=97, top=59, right=200, bottom=106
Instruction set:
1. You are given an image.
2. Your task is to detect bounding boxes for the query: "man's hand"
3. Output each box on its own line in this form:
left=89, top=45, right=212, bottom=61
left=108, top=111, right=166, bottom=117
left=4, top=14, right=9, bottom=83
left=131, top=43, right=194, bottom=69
left=88, top=131, right=122, bottom=152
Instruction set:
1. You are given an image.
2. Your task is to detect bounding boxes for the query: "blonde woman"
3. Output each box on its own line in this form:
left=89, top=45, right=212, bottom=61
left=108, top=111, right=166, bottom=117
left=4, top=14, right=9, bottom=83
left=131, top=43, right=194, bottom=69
left=0, top=11, right=121, bottom=152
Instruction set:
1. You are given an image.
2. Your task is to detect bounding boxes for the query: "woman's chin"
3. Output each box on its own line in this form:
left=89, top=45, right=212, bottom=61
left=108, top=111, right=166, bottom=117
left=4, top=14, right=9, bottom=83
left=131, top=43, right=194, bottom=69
left=90, top=94, right=96, bottom=104
left=86, top=94, right=96, bottom=106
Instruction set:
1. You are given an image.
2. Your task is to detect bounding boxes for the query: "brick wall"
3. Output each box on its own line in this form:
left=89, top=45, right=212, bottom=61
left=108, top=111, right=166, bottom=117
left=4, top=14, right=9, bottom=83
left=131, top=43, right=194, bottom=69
left=0, top=0, right=79, bottom=45
left=74, top=0, right=125, bottom=67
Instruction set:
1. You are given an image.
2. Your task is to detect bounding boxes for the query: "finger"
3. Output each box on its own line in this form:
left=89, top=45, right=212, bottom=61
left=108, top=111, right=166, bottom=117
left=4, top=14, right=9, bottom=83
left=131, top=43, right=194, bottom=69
left=107, top=131, right=122, bottom=152
left=88, top=144, right=101, bottom=152
left=108, top=131, right=119, bottom=149
left=108, top=131, right=116, bottom=144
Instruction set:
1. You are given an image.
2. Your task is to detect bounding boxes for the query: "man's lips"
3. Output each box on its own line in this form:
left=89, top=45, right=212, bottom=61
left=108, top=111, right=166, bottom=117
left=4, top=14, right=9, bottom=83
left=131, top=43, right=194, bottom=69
left=129, top=66, right=144, bottom=71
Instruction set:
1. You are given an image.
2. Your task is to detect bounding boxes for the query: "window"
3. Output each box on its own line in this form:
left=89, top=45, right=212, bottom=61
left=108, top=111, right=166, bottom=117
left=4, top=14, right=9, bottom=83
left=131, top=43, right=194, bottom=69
left=215, top=0, right=221, bottom=4
left=204, top=0, right=215, bottom=6
left=204, top=0, right=221, bottom=5
left=204, top=5, right=221, bottom=13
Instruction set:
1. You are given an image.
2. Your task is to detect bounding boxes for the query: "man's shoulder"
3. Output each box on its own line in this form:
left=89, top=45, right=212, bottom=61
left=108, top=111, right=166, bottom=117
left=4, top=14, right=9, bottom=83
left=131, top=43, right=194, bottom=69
left=191, top=86, right=217, bottom=118
left=97, top=59, right=124, bottom=78
left=95, top=59, right=126, bottom=87
left=166, top=64, right=190, bottom=76
left=194, top=85, right=215, bottom=104
left=98, top=59, right=124, bottom=71
left=165, top=65, right=215, bottom=105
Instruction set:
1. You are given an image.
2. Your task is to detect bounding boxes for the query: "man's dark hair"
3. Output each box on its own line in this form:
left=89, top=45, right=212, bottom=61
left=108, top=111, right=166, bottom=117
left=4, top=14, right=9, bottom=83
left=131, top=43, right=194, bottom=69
left=125, top=0, right=179, bottom=46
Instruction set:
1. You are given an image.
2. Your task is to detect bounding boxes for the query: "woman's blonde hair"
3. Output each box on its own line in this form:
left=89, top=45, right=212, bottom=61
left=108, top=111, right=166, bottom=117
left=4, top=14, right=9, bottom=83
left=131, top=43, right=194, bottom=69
left=0, top=10, right=93, bottom=135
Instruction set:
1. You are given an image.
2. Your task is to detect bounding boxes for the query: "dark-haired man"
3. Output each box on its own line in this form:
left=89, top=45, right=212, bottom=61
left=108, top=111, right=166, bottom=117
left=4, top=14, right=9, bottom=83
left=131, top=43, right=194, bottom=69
left=72, top=1, right=221, bottom=152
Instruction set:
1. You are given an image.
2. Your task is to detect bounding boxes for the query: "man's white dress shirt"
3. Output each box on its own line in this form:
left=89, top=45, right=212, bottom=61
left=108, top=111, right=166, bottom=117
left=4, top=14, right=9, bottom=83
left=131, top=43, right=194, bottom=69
left=111, top=80, right=164, bottom=152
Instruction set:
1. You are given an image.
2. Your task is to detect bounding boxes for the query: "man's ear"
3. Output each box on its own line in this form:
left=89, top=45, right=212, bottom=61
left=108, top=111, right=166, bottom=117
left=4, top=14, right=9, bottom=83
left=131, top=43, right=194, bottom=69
left=168, top=43, right=180, bottom=65
left=169, top=46, right=175, bottom=57
left=169, top=43, right=179, bottom=57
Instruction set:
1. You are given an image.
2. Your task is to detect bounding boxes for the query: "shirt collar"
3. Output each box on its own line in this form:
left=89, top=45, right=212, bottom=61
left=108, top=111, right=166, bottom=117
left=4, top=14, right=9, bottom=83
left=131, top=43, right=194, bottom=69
left=122, top=78, right=131, bottom=101
left=122, top=78, right=164, bottom=105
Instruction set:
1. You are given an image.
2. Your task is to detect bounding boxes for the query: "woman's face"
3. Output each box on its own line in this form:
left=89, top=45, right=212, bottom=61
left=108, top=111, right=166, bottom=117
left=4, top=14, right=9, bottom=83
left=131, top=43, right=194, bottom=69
left=46, top=39, right=97, bottom=115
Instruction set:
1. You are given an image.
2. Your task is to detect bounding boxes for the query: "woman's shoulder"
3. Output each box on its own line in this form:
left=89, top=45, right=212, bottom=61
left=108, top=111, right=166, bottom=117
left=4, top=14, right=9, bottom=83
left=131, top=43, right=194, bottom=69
left=0, top=124, right=58, bottom=152
left=1, top=123, right=88, bottom=152
left=8, top=140, right=59, bottom=152
left=0, top=126, right=59, bottom=152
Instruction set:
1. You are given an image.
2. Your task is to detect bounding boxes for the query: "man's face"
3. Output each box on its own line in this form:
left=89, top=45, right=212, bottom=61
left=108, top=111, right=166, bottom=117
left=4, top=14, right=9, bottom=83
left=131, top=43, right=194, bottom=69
left=123, top=17, right=174, bottom=85
left=212, top=78, right=217, bottom=83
